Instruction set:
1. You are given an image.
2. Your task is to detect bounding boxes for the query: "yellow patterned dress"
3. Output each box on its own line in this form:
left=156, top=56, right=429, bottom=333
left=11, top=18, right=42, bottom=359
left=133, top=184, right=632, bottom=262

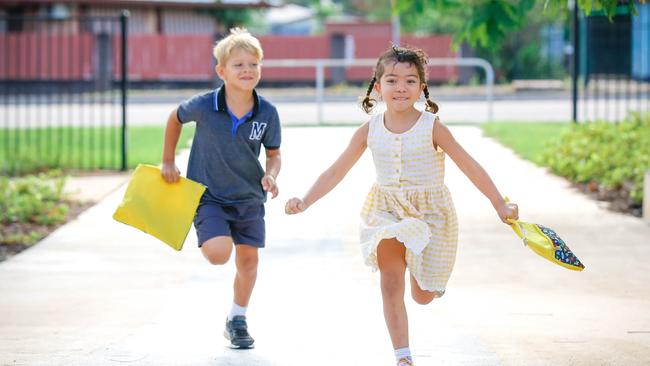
left=360, top=111, right=458, bottom=295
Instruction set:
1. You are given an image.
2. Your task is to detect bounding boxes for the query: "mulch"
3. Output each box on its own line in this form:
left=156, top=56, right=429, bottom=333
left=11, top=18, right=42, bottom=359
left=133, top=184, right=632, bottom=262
left=0, top=201, right=92, bottom=262
left=574, top=181, right=643, bottom=217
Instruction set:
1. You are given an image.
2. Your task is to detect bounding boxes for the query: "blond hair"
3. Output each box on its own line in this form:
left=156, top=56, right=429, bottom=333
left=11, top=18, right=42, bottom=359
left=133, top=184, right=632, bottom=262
left=213, top=28, right=263, bottom=65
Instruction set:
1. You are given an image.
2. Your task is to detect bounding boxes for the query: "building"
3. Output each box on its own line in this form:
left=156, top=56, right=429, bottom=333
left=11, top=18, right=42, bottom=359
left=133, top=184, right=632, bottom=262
left=0, top=1, right=458, bottom=86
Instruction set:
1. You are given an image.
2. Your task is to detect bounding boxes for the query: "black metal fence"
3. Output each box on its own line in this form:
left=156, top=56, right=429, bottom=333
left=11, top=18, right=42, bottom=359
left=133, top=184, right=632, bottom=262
left=573, top=5, right=650, bottom=122
left=0, top=12, right=128, bottom=175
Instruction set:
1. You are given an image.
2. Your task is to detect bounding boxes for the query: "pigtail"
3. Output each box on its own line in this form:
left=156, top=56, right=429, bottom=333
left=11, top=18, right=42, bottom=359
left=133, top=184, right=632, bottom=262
left=423, top=85, right=439, bottom=114
left=360, top=76, right=377, bottom=114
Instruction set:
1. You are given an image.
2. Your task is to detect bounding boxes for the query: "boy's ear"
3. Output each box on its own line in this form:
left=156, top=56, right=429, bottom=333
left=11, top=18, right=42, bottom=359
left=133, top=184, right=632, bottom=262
left=215, top=64, right=224, bottom=79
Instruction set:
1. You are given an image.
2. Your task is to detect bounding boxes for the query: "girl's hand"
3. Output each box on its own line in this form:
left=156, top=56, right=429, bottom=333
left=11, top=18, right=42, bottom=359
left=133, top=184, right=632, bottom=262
left=496, top=202, right=519, bottom=224
left=261, top=174, right=279, bottom=199
left=161, top=162, right=180, bottom=183
left=285, top=198, right=307, bottom=215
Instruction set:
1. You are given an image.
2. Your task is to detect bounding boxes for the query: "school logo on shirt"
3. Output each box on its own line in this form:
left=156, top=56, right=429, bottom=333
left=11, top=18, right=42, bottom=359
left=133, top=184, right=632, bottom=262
left=249, top=121, right=267, bottom=140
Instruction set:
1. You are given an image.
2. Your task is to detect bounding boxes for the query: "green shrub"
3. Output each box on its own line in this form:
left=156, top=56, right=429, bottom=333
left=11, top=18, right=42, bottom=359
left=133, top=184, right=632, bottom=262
left=0, top=171, right=69, bottom=246
left=540, top=113, right=650, bottom=204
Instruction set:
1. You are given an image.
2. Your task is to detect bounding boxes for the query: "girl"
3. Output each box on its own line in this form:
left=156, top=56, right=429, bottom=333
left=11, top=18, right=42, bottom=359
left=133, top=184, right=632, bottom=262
left=285, top=45, right=518, bottom=366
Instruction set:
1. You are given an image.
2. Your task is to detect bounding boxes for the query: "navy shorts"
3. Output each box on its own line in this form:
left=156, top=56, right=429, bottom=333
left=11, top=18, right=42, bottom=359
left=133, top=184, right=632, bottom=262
left=193, top=203, right=265, bottom=248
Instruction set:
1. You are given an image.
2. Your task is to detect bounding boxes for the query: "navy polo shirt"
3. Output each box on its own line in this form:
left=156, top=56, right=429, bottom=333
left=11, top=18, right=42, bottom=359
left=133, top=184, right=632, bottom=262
left=176, top=87, right=281, bottom=205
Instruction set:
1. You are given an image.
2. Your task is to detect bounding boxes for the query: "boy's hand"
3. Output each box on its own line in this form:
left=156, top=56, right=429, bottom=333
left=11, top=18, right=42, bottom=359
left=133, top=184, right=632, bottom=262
left=285, top=198, right=307, bottom=215
left=261, top=174, right=279, bottom=198
left=497, top=202, right=519, bottom=224
left=161, top=162, right=181, bottom=183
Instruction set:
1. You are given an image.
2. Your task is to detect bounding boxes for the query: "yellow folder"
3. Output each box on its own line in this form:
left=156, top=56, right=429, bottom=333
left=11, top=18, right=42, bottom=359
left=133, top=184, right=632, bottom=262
left=113, top=164, right=206, bottom=251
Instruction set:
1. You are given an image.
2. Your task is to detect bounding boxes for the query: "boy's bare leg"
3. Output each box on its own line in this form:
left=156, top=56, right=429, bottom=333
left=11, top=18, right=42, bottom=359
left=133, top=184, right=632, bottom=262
left=200, top=236, right=233, bottom=265
left=233, top=244, right=259, bottom=307
left=377, top=238, right=409, bottom=349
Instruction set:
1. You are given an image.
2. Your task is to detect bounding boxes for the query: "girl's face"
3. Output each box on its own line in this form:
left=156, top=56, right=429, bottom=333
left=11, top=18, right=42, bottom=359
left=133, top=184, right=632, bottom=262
left=216, top=47, right=261, bottom=92
left=374, top=61, right=425, bottom=113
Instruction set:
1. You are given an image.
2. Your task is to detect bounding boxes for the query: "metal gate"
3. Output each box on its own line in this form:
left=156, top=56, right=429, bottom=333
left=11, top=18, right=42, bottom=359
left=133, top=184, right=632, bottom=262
left=0, top=11, right=128, bottom=175
left=572, top=4, right=650, bottom=122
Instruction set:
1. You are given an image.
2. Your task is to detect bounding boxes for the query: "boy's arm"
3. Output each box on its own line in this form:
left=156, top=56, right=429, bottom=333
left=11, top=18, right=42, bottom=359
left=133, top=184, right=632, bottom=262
left=161, top=108, right=183, bottom=183
left=285, top=123, right=368, bottom=214
left=262, top=148, right=281, bottom=199
left=432, top=118, right=518, bottom=223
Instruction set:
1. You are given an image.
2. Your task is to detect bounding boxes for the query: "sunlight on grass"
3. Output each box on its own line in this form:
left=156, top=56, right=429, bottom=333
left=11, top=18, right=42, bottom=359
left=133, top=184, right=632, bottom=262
left=0, top=125, right=195, bottom=174
left=481, top=122, right=571, bottom=164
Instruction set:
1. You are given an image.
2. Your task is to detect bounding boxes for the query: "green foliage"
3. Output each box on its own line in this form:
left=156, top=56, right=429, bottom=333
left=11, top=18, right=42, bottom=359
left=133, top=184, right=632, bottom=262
left=577, top=0, right=639, bottom=18
left=391, top=0, right=638, bottom=48
left=334, top=0, right=639, bottom=49
left=540, top=114, right=650, bottom=204
left=343, top=0, right=569, bottom=81
left=475, top=14, right=568, bottom=81
left=456, top=0, right=535, bottom=48
left=197, top=7, right=260, bottom=32
left=0, top=171, right=69, bottom=246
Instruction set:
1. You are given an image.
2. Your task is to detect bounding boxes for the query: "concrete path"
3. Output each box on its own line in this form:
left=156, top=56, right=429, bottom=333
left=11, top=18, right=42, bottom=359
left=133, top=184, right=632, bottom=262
left=1, top=126, right=649, bottom=366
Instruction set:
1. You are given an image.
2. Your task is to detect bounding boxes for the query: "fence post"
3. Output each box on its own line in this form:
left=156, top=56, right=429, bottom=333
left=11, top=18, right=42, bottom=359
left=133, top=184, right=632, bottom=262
left=315, top=61, right=324, bottom=125
left=571, top=0, right=579, bottom=123
left=120, top=10, right=129, bottom=171
left=643, top=170, right=650, bottom=223
left=485, top=63, right=494, bottom=123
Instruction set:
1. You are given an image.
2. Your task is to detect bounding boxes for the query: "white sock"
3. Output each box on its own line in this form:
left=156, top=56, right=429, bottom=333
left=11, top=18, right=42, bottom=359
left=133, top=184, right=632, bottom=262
left=395, top=347, right=412, bottom=361
left=227, top=302, right=247, bottom=321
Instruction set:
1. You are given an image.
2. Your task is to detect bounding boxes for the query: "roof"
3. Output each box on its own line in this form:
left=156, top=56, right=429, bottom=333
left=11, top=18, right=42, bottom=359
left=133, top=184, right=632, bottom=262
left=266, top=4, right=314, bottom=25
left=0, top=0, right=274, bottom=9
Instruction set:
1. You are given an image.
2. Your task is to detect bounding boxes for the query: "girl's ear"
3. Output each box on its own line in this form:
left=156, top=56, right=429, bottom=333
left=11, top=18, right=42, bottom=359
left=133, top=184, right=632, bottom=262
left=373, top=80, right=381, bottom=94
left=421, top=82, right=426, bottom=91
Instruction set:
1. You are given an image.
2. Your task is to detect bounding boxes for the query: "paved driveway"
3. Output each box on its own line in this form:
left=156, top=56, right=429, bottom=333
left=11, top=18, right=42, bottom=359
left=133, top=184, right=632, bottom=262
left=1, top=126, right=649, bottom=365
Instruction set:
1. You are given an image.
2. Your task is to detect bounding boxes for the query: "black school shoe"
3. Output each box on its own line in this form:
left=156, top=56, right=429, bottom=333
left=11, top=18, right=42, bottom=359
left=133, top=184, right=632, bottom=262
left=224, top=315, right=255, bottom=348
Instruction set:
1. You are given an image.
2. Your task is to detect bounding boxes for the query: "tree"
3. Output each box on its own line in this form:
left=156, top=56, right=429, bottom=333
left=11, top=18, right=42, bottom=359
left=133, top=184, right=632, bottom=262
left=394, top=0, right=642, bottom=49
left=338, top=0, right=642, bottom=81
left=199, top=7, right=260, bottom=34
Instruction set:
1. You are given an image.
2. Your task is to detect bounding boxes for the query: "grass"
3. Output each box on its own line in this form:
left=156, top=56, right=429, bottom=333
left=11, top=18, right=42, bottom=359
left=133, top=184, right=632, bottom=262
left=1, top=121, right=570, bottom=175
left=481, top=122, right=572, bottom=164
left=0, top=125, right=195, bottom=175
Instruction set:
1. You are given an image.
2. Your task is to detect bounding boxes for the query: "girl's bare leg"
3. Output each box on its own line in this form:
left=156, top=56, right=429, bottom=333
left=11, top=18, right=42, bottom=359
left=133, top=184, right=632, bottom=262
left=409, top=274, right=437, bottom=305
left=377, top=238, right=408, bottom=349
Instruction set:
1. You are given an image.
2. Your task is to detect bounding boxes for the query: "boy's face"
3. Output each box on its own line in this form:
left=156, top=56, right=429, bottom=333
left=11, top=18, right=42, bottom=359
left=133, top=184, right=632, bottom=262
left=216, top=48, right=261, bottom=92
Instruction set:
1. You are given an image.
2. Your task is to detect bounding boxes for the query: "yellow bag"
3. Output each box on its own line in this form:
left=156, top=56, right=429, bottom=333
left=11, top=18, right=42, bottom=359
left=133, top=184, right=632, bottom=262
left=113, top=164, right=206, bottom=251
left=509, top=219, right=585, bottom=271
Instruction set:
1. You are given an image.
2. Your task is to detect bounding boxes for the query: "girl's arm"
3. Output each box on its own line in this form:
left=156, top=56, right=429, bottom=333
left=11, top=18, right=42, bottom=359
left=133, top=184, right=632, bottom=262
left=285, top=123, right=369, bottom=214
left=433, top=118, right=518, bottom=223
left=161, top=108, right=183, bottom=183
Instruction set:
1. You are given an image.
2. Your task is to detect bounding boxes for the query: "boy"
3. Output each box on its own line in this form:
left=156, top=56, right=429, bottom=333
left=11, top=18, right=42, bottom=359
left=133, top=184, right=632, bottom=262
left=160, top=28, right=281, bottom=349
